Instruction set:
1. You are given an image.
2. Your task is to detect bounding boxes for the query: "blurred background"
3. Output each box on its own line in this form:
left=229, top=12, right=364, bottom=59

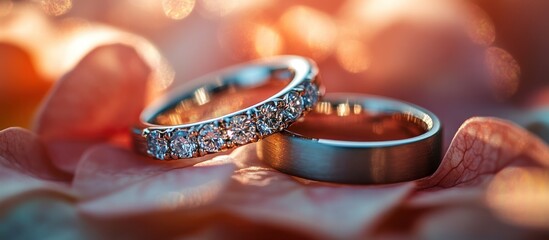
left=1, top=0, right=548, bottom=144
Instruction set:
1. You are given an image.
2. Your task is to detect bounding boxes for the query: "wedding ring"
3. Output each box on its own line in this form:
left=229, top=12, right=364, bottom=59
left=257, top=94, right=442, bottom=184
left=132, top=56, right=322, bottom=160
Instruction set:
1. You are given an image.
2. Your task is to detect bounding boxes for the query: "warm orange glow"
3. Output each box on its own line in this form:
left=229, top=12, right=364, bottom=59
left=200, top=0, right=271, bottom=18
left=0, top=0, right=13, bottom=17
left=486, top=167, right=549, bottom=229
left=485, top=47, right=521, bottom=99
left=0, top=6, right=174, bottom=90
left=280, top=6, right=337, bottom=60
left=340, top=0, right=412, bottom=28
left=40, top=0, right=72, bottom=16
left=336, top=39, right=370, bottom=73
left=217, top=21, right=256, bottom=59
left=360, top=0, right=408, bottom=20
left=339, top=0, right=462, bottom=39
left=254, top=25, right=283, bottom=57
left=162, top=0, right=195, bottom=20
left=54, top=23, right=174, bottom=90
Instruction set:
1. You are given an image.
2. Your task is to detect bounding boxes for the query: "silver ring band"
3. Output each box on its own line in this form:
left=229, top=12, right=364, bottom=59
left=257, top=94, right=442, bottom=184
left=133, top=56, right=322, bottom=160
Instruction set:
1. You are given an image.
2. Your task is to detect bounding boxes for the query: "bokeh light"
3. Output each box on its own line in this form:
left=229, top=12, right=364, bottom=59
left=464, top=2, right=496, bottom=46
left=279, top=5, right=337, bottom=61
left=253, top=25, right=283, bottom=57
left=199, top=0, right=271, bottom=19
left=486, top=47, right=521, bottom=99
left=335, top=39, right=370, bottom=73
left=218, top=20, right=257, bottom=59
left=161, top=0, right=195, bottom=20
left=486, top=167, right=549, bottom=229
left=40, top=0, right=72, bottom=16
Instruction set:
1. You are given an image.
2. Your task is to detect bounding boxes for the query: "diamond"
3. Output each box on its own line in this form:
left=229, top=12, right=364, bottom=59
left=256, top=102, right=284, bottom=136
left=227, top=115, right=257, bottom=145
left=282, top=91, right=304, bottom=121
left=169, top=129, right=197, bottom=158
left=302, top=83, right=319, bottom=109
left=198, top=124, right=225, bottom=153
left=146, top=130, right=169, bottom=160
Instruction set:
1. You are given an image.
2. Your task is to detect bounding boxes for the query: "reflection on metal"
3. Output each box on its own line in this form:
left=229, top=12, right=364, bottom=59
left=315, top=101, right=333, bottom=115
left=259, top=93, right=442, bottom=184
left=194, top=87, right=211, bottom=106
left=336, top=103, right=351, bottom=117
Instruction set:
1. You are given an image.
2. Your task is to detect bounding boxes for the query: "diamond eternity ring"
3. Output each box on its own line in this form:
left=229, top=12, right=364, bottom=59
left=257, top=93, right=442, bottom=184
left=132, top=56, right=322, bottom=160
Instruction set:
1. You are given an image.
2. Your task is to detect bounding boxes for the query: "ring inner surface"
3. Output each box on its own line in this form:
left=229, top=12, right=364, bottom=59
left=151, top=68, right=294, bottom=125
left=287, top=101, right=429, bottom=141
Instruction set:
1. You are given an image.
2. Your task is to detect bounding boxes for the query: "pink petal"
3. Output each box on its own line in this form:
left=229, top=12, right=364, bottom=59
left=46, top=140, right=102, bottom=174
left=73, top=144, right=209, bottom=198
left=33, top=44, right=151, bottom=140
left=217, top=145, right=414, bottom=239
left=78, top=162, right=236, bottom=217
left=0, top=127, right=69, bottom=181
left=373, top=118, right=549, bottom=237
left=32, top=44, right=152, bottom=174
left=0, top=127, right=71, bottom=200
left=413, top=205, right=537, bottom=239
left=417, top=117, right=549, bottom=189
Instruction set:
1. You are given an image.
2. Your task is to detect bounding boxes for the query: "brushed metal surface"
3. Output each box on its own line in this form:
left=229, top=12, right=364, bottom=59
left=258, top=94, right=442, bottom=184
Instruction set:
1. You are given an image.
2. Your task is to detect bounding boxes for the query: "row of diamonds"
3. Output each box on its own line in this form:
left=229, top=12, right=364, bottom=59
left=145, top=82, right=320, bottom=160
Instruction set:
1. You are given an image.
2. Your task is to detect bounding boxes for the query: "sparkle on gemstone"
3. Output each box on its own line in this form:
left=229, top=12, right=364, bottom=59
left=227, top=115, right=257, bottom=145
left=146, top=130, right=169, bottom=160
left=282, top=91, right=304, bottom=121
left=256, top=102, right=284, bottom=136
left=169, top=129, right=197, bottom=158
left=198, top=124, right=225, bottom=153
left=302, top=83, right=319, bottom=108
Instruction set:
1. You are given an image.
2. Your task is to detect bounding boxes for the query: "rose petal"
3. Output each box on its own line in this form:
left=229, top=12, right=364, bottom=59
left=418, top=117, right=549, bottom=189
left=73, top=144, right=208, bottom=198
left=0, top=127, right=71, bottom=200
left=216, top=145, right=414, bottom=239
left=46, top=140, right=102, bottom=174
left=33, top=44, right=151, bottom=140
left=78, top=162, right=236, bottom=217
left=414, top=205, right=541, bottom=239
left=0, top=127, right=69, bottom=181
left=32, top=44, right=151, bottom=174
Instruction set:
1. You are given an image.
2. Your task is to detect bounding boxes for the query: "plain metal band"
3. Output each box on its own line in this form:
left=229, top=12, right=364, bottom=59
left=132, top=55, right=320, bottom=160
left=257, top=94, right=442, bottom=184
